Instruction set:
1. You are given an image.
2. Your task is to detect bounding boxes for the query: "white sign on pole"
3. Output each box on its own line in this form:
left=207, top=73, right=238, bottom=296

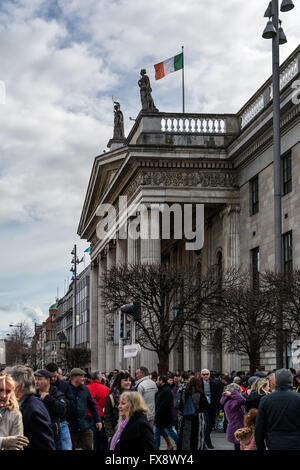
left=124, top=343, right=141, bottom=358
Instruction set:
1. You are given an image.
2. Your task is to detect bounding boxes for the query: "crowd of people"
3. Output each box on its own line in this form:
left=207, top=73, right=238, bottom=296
left=0, top=363, right=300, bottom=451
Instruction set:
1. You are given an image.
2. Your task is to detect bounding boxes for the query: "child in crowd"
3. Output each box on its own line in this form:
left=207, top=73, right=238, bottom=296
left=234, top=408, right=258, bottom=450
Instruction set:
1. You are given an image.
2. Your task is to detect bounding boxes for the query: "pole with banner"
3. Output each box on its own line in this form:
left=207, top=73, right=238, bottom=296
left=118, top=310, right=127, bottom=370
left=154, top=48, right=185, bottom=112
left=130, top=320, right=136, bottom=377
left=120, top=301, right=141, bottom=377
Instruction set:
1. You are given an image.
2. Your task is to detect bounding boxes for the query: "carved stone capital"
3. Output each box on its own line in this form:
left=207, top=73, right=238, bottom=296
left=219, top=203, right=241, bottom=219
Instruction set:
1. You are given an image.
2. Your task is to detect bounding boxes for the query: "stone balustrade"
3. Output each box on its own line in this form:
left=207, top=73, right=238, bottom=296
left=240, top=95, right=264, bottom=129
left=128, top=111, right=240, bottom=146
left=160, top=115, right=227, bottom=134
left=280, top=57, right=299, bottom=90
left=240, top=49, right=300, bottom=129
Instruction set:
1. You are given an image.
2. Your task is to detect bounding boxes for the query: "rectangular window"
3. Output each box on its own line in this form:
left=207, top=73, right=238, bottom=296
left=282, top=151, right=292, bottom=195
left=250, top=176, right=259, bottom=215
left=283, top=231, right=293, bottom=272
left=251, top=247, right=260, bottom=288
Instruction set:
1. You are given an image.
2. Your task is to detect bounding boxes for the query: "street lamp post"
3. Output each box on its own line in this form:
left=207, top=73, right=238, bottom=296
left=262, top=0, right=294, bottom=369
left=71, top=245, right=79, bottom=350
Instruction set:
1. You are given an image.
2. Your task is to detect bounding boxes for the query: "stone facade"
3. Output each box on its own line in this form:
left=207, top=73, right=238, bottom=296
left=78, top=46, right=300, bottom=374
left=56, top=266, right=91, bottom=368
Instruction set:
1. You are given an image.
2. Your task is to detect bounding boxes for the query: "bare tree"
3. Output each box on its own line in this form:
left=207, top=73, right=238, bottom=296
left=206, top=271, right=276, bottom=375
left=263, top=270, right=300, bottom=361
left=5, top=321, right=33, bottom=366
left=65, top=348, right=91, bottom=370
left=102, top=263, right=221, bottom=374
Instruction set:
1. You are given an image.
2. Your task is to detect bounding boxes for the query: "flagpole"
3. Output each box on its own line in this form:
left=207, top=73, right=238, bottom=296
left=182, top=46, right=185, bottom=113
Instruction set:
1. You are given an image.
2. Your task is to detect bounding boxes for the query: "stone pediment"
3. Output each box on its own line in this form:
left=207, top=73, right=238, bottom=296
left=86, top=168, right=117, bottom=220
left=78, top=151, right=126, bottom=237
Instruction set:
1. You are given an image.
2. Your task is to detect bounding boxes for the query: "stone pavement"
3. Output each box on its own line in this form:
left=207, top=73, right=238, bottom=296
left=160, top=431, right=232, bottom=451
left=210, top=431, right=232, bottom=450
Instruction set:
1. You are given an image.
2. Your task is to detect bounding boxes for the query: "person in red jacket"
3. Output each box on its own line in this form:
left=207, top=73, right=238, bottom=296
left=87, top=371, right=110, bottom=450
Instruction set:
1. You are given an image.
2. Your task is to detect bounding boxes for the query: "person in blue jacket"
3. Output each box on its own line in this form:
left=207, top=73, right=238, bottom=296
left=7, top=365, right=55, bottom=451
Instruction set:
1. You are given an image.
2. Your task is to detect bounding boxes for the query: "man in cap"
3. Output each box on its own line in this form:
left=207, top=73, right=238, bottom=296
left=255, top=368, right=300, bottom=450
left=86, top=370, right=110, bottom=451
left=34, top=369, right=70, bottom=450
left=68, top=368, right=102, bottom=450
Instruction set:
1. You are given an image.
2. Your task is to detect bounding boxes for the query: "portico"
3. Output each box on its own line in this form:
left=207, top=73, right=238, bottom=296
left=78, top=107, right=242, bottom=373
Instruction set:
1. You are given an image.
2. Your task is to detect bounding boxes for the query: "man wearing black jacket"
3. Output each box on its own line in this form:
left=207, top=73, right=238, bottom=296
left=34, top=369, right=69, bottom=449
left=46, top=362, right=74, bottom=449
left=154, top=375, right=178, bottom=450
left=201, top=369, right=219, bottom=449
left=255, top=368, right=300, bottom=450
left=68, top=368, right=102, bottom=450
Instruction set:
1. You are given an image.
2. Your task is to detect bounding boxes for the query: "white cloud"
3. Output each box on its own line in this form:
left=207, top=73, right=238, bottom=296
left=0, top=302, right=47, bottom=334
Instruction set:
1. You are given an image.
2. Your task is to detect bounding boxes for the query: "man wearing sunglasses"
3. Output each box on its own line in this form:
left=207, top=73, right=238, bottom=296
left=201, top=369, right=218, bottom=449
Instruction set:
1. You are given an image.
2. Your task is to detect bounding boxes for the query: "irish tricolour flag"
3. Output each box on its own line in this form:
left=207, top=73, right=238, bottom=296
left=154, top=52, right=183, bottom=80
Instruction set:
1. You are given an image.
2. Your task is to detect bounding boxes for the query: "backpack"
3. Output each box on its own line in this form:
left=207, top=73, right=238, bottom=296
left=103, top=393, right=116, bottom=413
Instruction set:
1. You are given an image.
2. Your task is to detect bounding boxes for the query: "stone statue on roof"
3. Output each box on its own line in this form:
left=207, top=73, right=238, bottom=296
left=138, top=69, right=159, bottom=112
left=113, top=101, right=125, bottom=139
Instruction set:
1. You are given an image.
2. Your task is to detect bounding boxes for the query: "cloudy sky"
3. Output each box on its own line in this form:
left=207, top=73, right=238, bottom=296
left=0, top=0, right=299, bottom=337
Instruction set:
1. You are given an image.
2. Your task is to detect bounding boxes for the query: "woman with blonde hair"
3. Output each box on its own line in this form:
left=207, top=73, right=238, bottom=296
left=0, top=374, right=29, bottom=450
left=245, top=377, right=270, bottom=411
left=109, top=391, right=154, bottom=451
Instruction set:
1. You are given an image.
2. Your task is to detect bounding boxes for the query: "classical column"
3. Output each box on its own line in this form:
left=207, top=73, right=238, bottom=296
left=183, top=335, right=191, bottom=371
left=169, top=349, right=175, bottom=372
left=106, top=243, right=117, bottom=372
left=228, top=205, right=240, bottom=268
left=116, top=236, right=129, bottom=369
left=140, top=206, right=161, bottom=265
left=97, top=254, right=107, bottom=371
left=220, top=204, right=241, bottom=372
left=220, top=204, right=241, bottom=269
left=116, top=236, right=127, bottom=265
left=139, top=206, right=161, bottom=369
left=127, top=237, right=140, bottom=264
left=127, top=214, right=140, bottom=265
left=90, top=260, right=98, bottom=371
